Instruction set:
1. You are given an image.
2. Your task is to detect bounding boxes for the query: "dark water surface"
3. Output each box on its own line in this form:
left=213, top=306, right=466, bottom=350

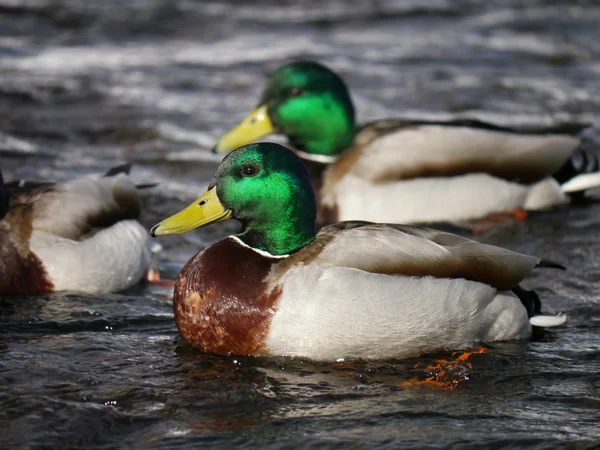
left=1, top=0, right=600, bottom=448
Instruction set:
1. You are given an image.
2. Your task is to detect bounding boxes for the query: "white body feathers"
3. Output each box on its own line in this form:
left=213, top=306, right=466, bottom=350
left=31, top=220, right=150, bottom=294
left=321, top=125, right=590, bottom=223
left=267, top=267, right=530, bottom=360
left=333, top=174, right=568, bottom=224
left=259, top=224, right=562, bottom=360
left=28, top=173, right=151, bottom=293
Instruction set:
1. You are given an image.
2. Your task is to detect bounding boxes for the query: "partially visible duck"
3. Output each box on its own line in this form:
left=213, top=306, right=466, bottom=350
left=0, top=170, right=8, bottom=220
left=213, top=61, right=600, bottom=226
left=0, top=165, right=151, bottom=295
left=152, top=143, right=565, bottom=361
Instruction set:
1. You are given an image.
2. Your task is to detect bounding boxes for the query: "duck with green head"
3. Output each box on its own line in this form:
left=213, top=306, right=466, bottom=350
left=152, top=142, right=565, bottom=361
left=213, top=61, right=600, bottom=226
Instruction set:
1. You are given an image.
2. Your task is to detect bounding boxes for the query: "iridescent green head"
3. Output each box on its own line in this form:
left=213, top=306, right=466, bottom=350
left=152, top=143, right=317, bottom=256
left=214, top=61, right=356, bottom=159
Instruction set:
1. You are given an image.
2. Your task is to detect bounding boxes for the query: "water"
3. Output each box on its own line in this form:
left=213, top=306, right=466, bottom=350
left=1, top=0, right=600, bottom=447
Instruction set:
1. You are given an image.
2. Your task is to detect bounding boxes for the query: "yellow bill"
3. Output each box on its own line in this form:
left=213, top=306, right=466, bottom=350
left=151, top=187, right=231, bottom=236
left=213, top=104, right=275, bottom=154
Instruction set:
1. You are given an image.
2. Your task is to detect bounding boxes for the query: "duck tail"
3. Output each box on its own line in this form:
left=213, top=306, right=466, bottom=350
left=104, top=163, right=132, bottom=177
left=102, top=163, right=157, bottom=190
left=512, top=285, right=567, bottom=328
left=554, top=141, right=600, bottom=194
left=134, top=182, right=159, bottom=190
left=512, top=285, right=541, bottom=317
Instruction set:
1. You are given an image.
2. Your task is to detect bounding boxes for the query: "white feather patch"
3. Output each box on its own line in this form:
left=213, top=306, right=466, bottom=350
left=266, top=264, right=532, bottom=361
left=331, top=173, right=567, bottom=224
left=560, top=172, right=600, bottom=193
left=294, top=149, right=338, bottom=164
left=229, top=235, right=289, bottom=259
left=529, top=314, right=567, bottom=327
left=30, top=220, right=151, bottom=294
left=523, top=177, right=569, bottom=210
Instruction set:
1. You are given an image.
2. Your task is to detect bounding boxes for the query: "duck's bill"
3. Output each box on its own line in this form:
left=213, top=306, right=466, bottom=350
left=212, top=104, right=275, bottom=154
left=151, top=187, right=231, bottom=237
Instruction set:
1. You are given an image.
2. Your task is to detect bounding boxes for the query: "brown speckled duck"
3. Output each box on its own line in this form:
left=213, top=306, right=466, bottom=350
left=0, top=165, right=151, bottom=296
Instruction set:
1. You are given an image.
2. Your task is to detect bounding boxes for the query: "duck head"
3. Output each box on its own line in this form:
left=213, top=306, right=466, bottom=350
left=152, top=143, right=317, bottom=256
left=213, top=62, right=356, bottom=160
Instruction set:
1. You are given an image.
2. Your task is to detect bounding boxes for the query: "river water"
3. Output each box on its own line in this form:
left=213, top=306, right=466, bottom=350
left=1, top=0, right=599, bottom=448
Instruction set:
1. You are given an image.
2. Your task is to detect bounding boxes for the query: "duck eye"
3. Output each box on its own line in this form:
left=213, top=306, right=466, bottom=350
left=289, top=87, right=303, bottom=97
left=241, top=164, right=259, bottom=177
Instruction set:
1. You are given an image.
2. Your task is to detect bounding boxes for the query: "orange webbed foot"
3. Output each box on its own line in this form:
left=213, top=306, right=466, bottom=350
left=143, top=268, right=176, bottom=288
left=487, top=209, right=528, bottom=222
left=471, top=209, right=528, bottom=234
left=398, top=347, right=488, bottom=391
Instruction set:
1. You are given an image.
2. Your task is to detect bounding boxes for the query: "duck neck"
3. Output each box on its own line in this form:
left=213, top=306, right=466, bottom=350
left=237, top=213, right=316, bottom=256
left=277, top=93, right=356, bottom=159
left=234, top=178, right=317, bottom=256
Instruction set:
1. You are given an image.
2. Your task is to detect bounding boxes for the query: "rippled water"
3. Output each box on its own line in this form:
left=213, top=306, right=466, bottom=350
left=1, top=0, right=600, bottom=447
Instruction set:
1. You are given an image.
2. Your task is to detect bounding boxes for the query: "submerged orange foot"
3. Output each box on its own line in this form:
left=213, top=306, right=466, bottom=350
left=488, top=209, right=528, bottom=222
left=472, top=209, right=528, bottom=234
left=143, top=268, right=176, bottom=288
left=398, top=347, right=488, bottom=391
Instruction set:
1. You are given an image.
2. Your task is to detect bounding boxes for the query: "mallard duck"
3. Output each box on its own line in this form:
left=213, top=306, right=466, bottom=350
left=151, top=143, right=565, bottom=361
left=213, top=61, right=600, bottom=226
left=0, top=165, right=151, bottom=295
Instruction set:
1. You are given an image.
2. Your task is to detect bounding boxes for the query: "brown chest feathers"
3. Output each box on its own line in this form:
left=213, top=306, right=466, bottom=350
left=173, top=237, right=282, bottom=356
left=0, top=223, right=54, bottom=295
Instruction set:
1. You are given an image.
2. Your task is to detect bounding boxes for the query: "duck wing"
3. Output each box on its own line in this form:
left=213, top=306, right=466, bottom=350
left=340, top=119, right=583, bottom=184
left=7, top=165, right=144, bottom=241
left=299, top=221, right=563, bottom=290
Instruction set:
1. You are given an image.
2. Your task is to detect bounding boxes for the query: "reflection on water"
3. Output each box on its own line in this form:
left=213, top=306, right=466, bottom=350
left=1, top=0, right=600, bottom=447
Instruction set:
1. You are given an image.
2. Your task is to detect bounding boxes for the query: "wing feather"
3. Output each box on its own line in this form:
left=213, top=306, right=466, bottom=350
left=349, top=125, right=580, bottom=184
left=29, top=173, right=142, bottom=240
left=303, top=222, right=545, bottom=290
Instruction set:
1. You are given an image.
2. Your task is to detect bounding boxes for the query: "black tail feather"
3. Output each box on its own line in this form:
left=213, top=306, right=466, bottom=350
left=104, top=163, right=132, bottom=177
left=135, top=182, right=159, bottom=190
left=553, top=141, right=600, bottom=185
left=535, top=259, right=566, bottom=271
left=512, top=285, right=542, bottom=318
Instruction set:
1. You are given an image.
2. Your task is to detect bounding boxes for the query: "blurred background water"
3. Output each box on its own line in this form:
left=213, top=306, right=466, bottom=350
left=1, top=0, right=599, bottom=447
